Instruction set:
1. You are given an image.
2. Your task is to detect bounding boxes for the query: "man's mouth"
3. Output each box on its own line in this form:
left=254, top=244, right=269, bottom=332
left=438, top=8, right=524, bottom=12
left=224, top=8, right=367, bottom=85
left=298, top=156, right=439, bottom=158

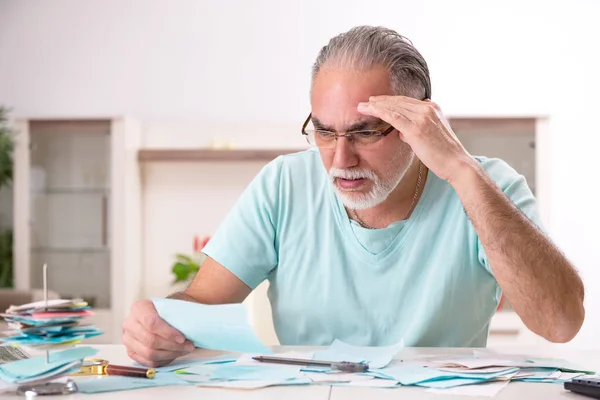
left=336, top=177, right=367, bottom=190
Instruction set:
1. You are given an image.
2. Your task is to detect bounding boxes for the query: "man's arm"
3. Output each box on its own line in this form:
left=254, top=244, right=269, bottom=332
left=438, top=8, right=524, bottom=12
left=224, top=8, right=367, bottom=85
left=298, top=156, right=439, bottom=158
left=357, top=96, right=585, bottom=343
left=168, top=256, right=252, bottom=304
left=450, top=161, right=585, bottom=343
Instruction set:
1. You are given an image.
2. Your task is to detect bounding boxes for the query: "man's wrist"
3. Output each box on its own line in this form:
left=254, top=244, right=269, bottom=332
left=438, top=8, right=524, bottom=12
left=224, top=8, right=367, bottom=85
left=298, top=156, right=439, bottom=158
left=166, top=291, right=198, bottom=302
left=447, top=156, right=485, bottom=193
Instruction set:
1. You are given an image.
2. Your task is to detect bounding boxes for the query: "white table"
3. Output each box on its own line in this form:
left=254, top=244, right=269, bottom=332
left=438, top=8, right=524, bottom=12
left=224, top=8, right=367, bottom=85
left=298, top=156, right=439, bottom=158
left=3, top=345, right=599, bottom=399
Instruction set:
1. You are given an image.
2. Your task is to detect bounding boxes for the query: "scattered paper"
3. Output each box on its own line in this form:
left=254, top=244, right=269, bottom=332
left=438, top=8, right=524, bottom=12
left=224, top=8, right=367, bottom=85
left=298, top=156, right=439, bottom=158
left=194, top=377, right=312, bottom=389
left=137, top=354, right=238, bottom=373
left=153, top=298, right=271, bottom=354
left=301, top=372, right=373, bottom=383
left=558, top=372, right=585, bottom=381
left=437, top=366, right=516, bottom=374
left=441, top=353, right=595, bottom=374
left=369, top=366, right=518, bottom=386
left=427, top=379, right=510, bottom=397
left=76, top=373, right=191, bottom=393
left=313, top=339, right=404, bottom=369
left=0, top=346, right=97, bottom=383
left=210, top=364, right=301, bottom=381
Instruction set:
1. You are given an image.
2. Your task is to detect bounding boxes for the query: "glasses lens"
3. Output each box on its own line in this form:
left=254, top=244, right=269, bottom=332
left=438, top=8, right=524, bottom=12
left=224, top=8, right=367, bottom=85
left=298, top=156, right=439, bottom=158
left=304, top=129, right=317, bottom=146
left=352, top=131, right=382, bottom=146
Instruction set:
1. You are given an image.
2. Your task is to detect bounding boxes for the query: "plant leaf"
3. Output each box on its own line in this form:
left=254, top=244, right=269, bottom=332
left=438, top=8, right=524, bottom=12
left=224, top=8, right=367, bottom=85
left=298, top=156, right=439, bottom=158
left=175, top=253, right=194, bottom=264
left=172, top=262, right=192, bottom=282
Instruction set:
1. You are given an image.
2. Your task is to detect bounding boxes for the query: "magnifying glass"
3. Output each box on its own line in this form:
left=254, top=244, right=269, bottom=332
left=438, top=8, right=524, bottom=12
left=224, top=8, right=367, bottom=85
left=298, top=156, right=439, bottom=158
left=16, top=380, right=79, bottom=397
left=71, top=358, right=156, bottom=379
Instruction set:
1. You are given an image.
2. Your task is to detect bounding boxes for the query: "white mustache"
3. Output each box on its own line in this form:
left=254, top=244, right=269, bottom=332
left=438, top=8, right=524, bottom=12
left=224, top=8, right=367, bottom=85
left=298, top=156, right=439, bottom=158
left=329, top=167, right=377, bottom=181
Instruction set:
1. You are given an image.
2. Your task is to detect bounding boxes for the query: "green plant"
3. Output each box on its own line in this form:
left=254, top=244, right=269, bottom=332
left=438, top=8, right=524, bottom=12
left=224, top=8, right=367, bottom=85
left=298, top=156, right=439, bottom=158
left=171, top=253, right=206, bottom=283
left=171, top=236, right=210, bottom=283
left=0, top=107, right=13, bottom=189
left=0, top=106, right=14, bottom=288
left=0, top=229, right=13, bottom=288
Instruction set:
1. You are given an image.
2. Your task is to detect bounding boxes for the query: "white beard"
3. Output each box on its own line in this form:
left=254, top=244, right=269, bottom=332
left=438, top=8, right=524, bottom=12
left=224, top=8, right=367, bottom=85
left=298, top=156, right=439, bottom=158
left=329, top=154, right=414, bottom=210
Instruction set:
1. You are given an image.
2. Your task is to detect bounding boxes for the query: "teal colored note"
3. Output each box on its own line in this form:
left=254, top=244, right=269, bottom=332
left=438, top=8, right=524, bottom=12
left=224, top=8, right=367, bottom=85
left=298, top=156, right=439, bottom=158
left=76, top=373, right=191, bottom=393
left=313, top=339, right=404, bottom=369
left=0, top=346, right=97, bottom=383
left=372, top=366, right=517, bottom=386
left=415, top=377, right=488, bottom=388
left=1, top=334, right=85, bottom=345
left=153, top=298, right=271, bottom=355
left=209, top=364, right=301, bottom=381
left=194, top=377, right=313, bottom=388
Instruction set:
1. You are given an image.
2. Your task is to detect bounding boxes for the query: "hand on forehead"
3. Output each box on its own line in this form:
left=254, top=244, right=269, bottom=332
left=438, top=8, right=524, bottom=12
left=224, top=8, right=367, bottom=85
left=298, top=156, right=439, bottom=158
left=311, top=107, right=386, bottom=133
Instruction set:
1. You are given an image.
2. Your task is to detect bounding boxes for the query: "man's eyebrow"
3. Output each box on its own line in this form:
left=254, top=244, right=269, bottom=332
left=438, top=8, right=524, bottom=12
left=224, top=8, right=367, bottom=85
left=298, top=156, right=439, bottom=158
left=311, top=117, right=384, bottom=132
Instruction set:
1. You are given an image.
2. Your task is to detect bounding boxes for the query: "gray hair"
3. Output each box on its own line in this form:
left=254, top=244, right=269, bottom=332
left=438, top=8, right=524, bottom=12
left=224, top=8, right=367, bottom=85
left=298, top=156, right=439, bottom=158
left=311, top=26, right=431, bottom=100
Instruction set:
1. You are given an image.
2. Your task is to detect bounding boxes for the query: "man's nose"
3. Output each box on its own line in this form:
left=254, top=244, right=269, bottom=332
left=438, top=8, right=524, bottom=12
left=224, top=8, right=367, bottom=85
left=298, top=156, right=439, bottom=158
left=331, top=137, right=359, bottom=170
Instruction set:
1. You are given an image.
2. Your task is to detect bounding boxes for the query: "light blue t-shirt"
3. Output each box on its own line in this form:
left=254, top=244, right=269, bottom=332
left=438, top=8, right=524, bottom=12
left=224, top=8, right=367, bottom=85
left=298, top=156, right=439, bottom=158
left=202, top=148, right=542, bottom=347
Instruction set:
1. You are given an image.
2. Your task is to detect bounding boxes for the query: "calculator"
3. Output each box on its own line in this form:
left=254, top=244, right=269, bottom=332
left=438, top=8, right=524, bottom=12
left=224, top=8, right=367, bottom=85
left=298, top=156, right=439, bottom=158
left=565, top=376, right=600, bottom=399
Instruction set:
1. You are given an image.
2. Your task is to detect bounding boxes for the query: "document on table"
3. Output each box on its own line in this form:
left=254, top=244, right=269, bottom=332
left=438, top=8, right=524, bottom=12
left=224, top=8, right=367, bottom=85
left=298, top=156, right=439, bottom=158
left=76, top=374, right=191, bottom=393
left=430, top=355, right=594, bottom=374
left=369, top=365, right=519, bottom=386
left=153, top=298, right=271, bottom=354
left=193, top=377, right=313, bottom=389
left=0, top=346, right=97, bottom=383
left=313, top=339, right=404, bottom=369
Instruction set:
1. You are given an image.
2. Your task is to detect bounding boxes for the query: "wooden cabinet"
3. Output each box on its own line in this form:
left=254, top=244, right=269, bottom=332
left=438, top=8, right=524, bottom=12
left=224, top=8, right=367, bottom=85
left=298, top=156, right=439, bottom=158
left=12, top=118, right=142, bottom=343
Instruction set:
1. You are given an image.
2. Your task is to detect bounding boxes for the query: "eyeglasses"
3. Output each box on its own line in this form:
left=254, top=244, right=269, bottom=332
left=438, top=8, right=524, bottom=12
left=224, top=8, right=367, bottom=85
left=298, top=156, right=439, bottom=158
left=301, top=113, right=395, bottom=149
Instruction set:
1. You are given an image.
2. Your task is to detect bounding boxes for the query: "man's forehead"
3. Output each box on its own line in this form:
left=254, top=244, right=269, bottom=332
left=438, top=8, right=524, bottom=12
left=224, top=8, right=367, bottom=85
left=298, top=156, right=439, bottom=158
left=311, top=114, right=384, bottom=131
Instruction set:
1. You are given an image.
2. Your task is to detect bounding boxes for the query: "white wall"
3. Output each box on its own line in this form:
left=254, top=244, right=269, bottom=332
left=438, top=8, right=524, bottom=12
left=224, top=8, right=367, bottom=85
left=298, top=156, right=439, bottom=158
left=1, top=0, right=599, bottom=347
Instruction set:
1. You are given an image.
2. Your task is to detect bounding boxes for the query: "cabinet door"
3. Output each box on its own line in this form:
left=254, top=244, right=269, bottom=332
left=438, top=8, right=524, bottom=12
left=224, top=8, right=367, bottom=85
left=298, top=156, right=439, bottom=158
left=28, top=121, right=112, bottom=308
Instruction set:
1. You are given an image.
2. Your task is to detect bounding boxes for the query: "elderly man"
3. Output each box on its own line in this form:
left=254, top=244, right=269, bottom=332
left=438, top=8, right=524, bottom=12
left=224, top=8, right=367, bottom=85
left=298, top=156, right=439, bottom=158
left=123, top=26, right=585, bottom=367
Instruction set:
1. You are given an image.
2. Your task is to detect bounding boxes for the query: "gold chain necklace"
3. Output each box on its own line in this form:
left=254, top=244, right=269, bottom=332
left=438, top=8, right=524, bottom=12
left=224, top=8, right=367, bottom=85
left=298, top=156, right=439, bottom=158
left=351, top=161, right=423, bottom=230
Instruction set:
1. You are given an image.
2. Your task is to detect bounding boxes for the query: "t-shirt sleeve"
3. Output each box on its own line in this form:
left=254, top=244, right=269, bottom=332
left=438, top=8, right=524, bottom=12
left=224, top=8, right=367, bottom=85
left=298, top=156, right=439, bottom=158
left=475, top=158, right=546, bottom=274
left=201, top=157, right=282, bottom=289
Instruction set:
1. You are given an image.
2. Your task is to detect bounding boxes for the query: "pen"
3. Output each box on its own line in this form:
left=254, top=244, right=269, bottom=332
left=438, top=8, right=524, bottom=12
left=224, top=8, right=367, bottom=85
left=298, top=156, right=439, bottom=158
left=252, top=355, right=369, bottom=373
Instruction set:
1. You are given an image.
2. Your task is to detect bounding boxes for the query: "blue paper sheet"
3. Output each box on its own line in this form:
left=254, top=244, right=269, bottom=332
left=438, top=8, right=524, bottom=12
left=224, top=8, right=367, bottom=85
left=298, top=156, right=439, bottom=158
left=416, top=376, right=490, bottom=389
left=76, top=373, right=191, bottom=393
left=152, top=298, right=271, bottom=354
left=209, top=364, right=302, bottom=381
left=0, top=346, right=97, bottom=383
left=1, top=334, right=86, bottom=345
left=135, top=355, right=238, bottom=373
left=193, top=377, right=313, bottom=388
left=313, top=339, right=404, bottom=370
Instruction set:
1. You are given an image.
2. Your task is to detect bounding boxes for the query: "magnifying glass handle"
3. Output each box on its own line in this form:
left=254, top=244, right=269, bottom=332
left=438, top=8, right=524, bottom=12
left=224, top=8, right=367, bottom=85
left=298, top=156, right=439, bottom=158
left=104, top=365, right=156, bottom=379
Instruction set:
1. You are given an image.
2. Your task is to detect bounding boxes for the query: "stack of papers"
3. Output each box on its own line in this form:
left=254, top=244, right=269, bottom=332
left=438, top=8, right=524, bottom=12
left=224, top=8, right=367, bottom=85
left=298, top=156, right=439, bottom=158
left=358, top=354, right=594, bottom=396
left=0, top=299, right=103, bottom=349
left=0, top=346, right=97, bottom=385
left=166, top=348, right=594, bottom=394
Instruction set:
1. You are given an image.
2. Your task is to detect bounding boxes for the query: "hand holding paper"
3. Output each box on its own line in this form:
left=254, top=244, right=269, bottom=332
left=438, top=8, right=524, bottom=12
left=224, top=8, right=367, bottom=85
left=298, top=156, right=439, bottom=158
left=122, top=299, right=196, bottom=367
left=152, top=298, right=272, bottom=355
